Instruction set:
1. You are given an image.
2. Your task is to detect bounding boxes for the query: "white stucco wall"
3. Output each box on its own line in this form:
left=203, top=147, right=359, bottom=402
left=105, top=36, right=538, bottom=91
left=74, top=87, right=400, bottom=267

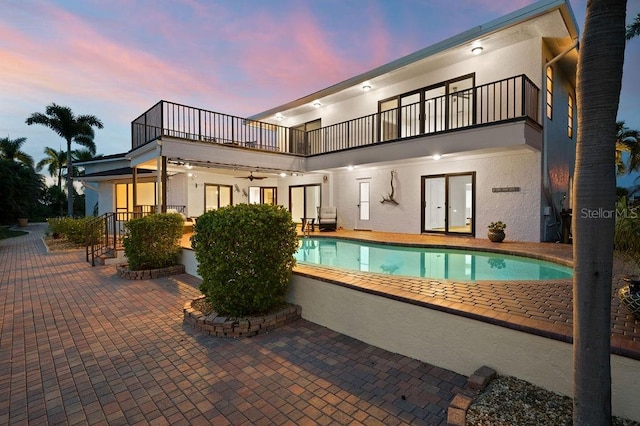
left=286, top=276, right=640, bottom=422
left=332, top=150, right=541, bottom=241
left=97, top=183, right=115, bottom=216
left=84, top=187, right=99, bottom=216
left=278, top=22, right=549, bottom=131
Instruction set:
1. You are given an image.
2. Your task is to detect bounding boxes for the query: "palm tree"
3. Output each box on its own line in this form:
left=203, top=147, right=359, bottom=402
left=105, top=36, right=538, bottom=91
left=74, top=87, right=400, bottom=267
left=36, top=147, right=66, bottom=190
left=71, top=148, right=100, bottom=177
left=26, top=103, right=103, bottom=216
left=614, top=121, right=640, bottom=175
left=573, top=0, right=626, bottom=424
left=627, top=12, right=640, bottom=40
left=0, top=136, right=34, bottom=168
left=72, top=148, right=96, bottom=162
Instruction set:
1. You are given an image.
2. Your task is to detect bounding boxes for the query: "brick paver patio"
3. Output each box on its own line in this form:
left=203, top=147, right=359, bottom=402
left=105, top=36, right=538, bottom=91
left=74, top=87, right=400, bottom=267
left=1, top=224, right=468, bottom=425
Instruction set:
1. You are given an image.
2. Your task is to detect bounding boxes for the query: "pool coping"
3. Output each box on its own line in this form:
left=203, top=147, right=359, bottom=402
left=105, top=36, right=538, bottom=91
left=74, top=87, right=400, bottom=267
left=291, top=233, right=639, bottom=360
left=181, top=230, right=640, bottom=360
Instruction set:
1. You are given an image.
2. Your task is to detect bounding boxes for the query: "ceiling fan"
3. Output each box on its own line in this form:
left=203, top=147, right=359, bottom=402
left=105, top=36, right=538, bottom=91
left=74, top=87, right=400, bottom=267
left=237, top=171, right=266, bottom=181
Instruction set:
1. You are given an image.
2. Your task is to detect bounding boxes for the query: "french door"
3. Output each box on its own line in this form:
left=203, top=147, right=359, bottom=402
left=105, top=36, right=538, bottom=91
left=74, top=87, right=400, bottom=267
left=355, top=181, right=371, bottom=230
left=421, top=172, right=475, bottom=235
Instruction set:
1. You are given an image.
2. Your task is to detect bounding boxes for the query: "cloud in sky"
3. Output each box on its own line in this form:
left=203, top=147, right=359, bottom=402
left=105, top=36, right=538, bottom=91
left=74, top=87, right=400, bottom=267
left=1, top=0, right=639, bottom=190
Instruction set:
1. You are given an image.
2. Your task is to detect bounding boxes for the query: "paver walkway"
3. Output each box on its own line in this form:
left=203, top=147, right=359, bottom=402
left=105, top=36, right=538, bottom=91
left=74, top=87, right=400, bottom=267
left=0, top=224, right=467, bottom=425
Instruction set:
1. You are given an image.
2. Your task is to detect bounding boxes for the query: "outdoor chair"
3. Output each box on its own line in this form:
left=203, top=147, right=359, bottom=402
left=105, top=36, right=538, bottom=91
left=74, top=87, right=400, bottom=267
left=317, top=206, right=337, bottom=231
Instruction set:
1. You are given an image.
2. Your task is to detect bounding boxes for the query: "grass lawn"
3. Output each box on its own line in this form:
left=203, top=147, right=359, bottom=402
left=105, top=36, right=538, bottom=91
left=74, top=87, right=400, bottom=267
left=0, top=226, right=28, bottom=240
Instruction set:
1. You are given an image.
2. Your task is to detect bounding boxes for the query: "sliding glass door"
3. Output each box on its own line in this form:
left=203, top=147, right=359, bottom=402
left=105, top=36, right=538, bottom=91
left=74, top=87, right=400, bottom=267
left=422, top=172, right=475, bottom=234
left=204, top=184, right=232, bottom=212
left=289, top=184, right=321, bottom=223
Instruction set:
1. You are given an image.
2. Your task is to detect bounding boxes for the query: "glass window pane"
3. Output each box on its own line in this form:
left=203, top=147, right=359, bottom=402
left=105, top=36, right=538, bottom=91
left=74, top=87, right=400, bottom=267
left=219, top=186, right=231, bottom=207
left=359, top=182, right=370, bottom=221
left=249, top=186, right=260, bottom=204
left=290, top=187, right=304, bottom=222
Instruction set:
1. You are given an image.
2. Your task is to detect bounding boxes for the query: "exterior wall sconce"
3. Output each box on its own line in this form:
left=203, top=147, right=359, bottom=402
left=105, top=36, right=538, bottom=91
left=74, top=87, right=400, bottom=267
left=361, top=84, right=372, bottom=91
left=471, top=46, right=483, bottom=55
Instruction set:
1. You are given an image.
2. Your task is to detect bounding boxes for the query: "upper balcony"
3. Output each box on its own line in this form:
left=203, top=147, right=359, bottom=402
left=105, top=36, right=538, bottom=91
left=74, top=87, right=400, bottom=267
left=131, top=74, right=539, bottom=157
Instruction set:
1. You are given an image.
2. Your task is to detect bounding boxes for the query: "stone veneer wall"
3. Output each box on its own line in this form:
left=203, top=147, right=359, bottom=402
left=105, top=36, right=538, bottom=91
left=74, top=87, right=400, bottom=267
left=184, top=297, right=302, bottom=338
left=116, top=264, right=185, bottom=280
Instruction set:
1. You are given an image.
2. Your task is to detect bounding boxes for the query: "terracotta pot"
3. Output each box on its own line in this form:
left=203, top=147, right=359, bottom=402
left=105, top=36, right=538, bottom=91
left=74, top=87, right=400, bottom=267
left=17, top=218, right=28, bottom=227
left=488, top=229, right=505, bottom=243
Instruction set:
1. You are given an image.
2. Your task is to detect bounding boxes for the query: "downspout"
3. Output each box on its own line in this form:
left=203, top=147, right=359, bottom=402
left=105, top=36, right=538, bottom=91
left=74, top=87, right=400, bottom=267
left=541, top=39, right=579, bottom=241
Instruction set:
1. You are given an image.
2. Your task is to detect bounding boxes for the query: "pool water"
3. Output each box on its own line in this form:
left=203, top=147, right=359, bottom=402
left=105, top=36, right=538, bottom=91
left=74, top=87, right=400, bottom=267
left=295, top=238, right=572, bottom=281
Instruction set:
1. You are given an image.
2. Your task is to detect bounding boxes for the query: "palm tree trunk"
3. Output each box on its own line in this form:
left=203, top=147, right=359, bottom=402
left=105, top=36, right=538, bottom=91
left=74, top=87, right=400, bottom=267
left=573, top=0, right=626, bottom=424
left=66, top=140, right=73, bottom=216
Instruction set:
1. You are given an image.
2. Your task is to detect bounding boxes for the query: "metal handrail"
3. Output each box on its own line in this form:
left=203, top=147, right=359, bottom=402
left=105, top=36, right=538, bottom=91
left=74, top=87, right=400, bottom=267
left=85, top=209, right=186, bottom=266
left=131, top=74, right=539, bottom=157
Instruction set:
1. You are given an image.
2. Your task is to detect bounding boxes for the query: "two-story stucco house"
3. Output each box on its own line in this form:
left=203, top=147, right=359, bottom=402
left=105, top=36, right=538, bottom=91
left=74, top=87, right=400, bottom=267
left=80, top=0, right=579, bottom=243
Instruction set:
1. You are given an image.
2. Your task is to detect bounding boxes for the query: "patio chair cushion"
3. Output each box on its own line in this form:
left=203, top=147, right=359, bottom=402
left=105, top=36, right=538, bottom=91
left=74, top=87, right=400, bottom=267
left=317, top=206, right=337, bottom=231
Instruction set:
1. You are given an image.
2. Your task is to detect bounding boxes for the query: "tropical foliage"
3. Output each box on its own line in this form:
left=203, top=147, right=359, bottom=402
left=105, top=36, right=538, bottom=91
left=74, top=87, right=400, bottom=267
left=0, top=158, right=44, bottom=224
left=0, top=136, right=34, bottom=168
left=613, top=196, right=640, bottom=274
left=26, top=103, right=103, bottom=216
left=614, top=121, right=639, bottom=175
left=627, top=12, right=640, bottom=40
left=36, top=147, right=67, bottom=190
left=192, top=203, right=298, bottom=317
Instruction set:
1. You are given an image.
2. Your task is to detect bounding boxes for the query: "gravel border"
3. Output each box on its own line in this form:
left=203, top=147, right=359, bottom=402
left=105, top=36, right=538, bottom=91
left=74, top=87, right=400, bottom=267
left=466, top=376, right=640, bottom=425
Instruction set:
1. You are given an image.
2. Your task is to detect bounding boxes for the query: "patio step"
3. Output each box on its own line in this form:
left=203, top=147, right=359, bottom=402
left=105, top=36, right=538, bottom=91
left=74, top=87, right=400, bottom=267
left=96, top=249, right=126, bottom=266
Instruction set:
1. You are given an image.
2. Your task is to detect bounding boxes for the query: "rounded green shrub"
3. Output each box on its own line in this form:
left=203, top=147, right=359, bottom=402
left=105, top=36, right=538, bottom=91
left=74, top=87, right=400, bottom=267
left=191, top=203, right=298, bottom=317
left=123, top=213, right=184, bottom=271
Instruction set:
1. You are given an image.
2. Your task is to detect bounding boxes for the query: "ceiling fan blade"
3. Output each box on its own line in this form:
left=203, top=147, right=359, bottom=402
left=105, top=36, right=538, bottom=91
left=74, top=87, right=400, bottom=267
left=234, top=171, right=267, bottom=180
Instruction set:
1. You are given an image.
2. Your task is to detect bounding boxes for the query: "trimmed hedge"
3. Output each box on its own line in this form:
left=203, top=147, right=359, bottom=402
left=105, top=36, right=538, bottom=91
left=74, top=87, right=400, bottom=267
left=47, top=216, right=97, bottom=244
left=123, top=213, right=184, bottom=271
left=191, top=203, right=298, bottom=317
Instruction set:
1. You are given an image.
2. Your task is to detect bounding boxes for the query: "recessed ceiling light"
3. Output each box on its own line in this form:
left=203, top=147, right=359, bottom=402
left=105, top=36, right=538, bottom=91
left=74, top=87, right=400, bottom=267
left=471, top=46, right=483, bottom=55
left=275, top=113, right=284, bottom=121
left=362, top=84, right=371, bottom=91
left=313, top=101, right=321, bottom=108
left=347, top=165, right=354, bottom=171
left=433, top=154, right=442, bottom=160
left=279, top=172, right=287, bottom=177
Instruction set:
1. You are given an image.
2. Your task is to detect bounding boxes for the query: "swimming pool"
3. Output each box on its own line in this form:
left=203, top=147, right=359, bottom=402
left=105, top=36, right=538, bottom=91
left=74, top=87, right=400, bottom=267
left=295, top=238, right=572, bottom=281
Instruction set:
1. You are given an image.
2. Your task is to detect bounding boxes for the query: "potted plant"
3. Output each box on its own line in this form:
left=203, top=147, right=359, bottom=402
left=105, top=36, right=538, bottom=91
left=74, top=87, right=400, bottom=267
left=614, top=197, right=640, bottom=319
left=487, top=221, right=506, bottom=243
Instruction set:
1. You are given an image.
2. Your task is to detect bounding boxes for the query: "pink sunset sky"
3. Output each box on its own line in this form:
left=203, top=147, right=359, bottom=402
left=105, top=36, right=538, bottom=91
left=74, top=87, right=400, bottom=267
left=1, top=0, right=639, bottom=186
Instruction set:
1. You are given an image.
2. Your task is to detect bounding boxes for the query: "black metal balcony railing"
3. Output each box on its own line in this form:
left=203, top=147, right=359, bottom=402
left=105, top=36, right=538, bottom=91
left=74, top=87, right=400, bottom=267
left=131, top=74, right=539, bottom=156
